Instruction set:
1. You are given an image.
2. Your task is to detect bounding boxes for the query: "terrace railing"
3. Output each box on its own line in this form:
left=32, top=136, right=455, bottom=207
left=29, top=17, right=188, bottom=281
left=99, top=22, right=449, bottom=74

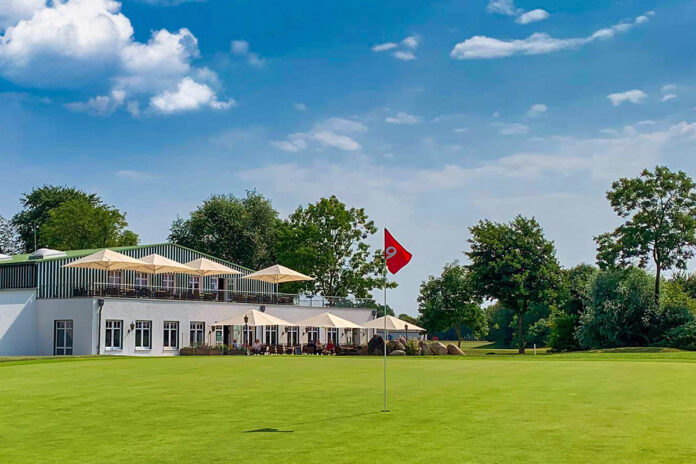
left=38, top=282, right=373, bottom=309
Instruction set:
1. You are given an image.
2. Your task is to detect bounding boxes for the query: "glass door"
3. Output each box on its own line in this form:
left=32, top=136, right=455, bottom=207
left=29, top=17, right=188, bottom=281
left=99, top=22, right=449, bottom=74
left=54, top=320, right=73, bottom=355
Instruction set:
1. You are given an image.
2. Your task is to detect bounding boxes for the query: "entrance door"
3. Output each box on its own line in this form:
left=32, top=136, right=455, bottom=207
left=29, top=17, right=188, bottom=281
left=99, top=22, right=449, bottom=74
left=217, top=278, right=226, bottom=301
left=54, top=320, right=73, bottom=355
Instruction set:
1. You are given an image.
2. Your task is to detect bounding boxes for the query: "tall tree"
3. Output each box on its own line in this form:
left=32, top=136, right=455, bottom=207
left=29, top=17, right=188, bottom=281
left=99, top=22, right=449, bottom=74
left=169, top=191, right=279, bottom=270
left=417, top=262, right=486, bottom=347
left=467, top=216, right=561, bottom=353
left=0, top=215, right=22, bottom=255
left=40, top=198, right=138, bottom=250
left=276, top=195, right=393, bottom=298
left=12, top=185, right=100, bottom=252
left=596, top=166, right=696, bottom=305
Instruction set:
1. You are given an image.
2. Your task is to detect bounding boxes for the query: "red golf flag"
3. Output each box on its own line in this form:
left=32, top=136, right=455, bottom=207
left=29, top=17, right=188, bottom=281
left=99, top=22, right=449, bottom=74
left=384, top=229, right=412, bottom=274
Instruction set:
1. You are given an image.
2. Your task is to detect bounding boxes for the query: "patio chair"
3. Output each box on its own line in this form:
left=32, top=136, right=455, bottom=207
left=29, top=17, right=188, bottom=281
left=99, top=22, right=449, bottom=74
left=268, top=345, right=276, bottom=355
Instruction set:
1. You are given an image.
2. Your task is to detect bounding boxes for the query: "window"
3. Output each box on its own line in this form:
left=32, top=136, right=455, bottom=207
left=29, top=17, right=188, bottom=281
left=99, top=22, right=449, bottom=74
left=105, top=320, right=122, bottom=350
left=286, top=326, right=299, bottom=346
left=265, top=325, right=278, bottom=345
left=188, top=276, right=200, bottom=291
left=54, top=320, right=73, bottom=355
left=209, top=279, right=218, bottom=291
left=328, top=328, right=338, bottom=344
left=162, top=274, right=175, bottom=291
left=306, top=326, right=319, bottom=342
left=107, top=271, right=121, bottom=286
left=190, top=322, right=205, bottom=347
left=243, top=326, right=253, bottom=345
left=215, top=328, right=223, bottom=346
left=135, top=272, right=148, bottom=288
left=163, top=321, right=179, bottom=349
left=135, top=320, right=151, bottom=349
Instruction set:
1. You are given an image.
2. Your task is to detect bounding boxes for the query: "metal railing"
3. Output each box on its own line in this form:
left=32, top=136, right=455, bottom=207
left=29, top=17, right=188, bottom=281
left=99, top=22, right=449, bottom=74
left=38, top=283, right=374, bottom=308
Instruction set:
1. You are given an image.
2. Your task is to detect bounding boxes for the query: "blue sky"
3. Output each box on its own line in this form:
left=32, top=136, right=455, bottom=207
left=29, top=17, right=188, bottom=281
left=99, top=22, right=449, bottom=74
left=2, top=0, right=696, bottom=314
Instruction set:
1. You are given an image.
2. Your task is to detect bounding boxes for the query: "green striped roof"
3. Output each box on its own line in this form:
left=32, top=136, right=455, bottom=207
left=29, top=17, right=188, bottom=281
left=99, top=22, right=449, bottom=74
left=0, top=243, right=253, bottom=271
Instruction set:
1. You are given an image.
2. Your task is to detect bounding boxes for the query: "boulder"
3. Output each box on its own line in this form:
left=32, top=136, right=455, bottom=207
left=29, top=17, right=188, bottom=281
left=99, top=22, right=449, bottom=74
left=420, top=344, right=433, bottom=355
left=368, top=334, right=385, bottom=355
left=389, top=349, right=406, bottom=356
left=394, top=340, right=406, bottom=351
left=387, top=340, right=398, bottom=352
left=399, top=336, right=408, bottom=346
left=447, top=344, right=465, bottom=355
left=430, top=341, right=448, bottom=355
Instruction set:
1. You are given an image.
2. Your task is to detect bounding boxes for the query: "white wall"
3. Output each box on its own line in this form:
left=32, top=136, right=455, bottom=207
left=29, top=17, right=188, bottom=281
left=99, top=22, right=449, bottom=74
left=35, top=298, right=97, bottom=356
left=0, top=289, right=37, bottom=356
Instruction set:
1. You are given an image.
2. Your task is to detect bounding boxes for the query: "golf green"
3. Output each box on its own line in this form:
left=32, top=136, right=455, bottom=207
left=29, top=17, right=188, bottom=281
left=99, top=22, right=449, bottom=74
left=1, top=354, right=695, bottom=463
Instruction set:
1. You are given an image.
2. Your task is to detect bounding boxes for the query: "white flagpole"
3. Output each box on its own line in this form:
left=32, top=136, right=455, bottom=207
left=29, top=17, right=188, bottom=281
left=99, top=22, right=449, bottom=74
left=383, top=265, right=389, bottom=413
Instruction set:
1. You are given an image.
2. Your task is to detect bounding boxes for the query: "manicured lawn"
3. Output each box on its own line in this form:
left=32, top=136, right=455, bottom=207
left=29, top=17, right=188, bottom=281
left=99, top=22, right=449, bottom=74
left=1, top=354, right=696, bottom=463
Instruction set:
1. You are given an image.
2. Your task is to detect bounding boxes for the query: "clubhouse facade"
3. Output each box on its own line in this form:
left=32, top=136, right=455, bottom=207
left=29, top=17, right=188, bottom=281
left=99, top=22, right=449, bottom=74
left=0, top=243, right=376, bottom=356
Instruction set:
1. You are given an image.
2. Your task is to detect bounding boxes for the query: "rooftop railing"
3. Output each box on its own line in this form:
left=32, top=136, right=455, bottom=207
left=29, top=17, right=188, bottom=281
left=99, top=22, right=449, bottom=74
left=38, top=282, right=374, bottom=309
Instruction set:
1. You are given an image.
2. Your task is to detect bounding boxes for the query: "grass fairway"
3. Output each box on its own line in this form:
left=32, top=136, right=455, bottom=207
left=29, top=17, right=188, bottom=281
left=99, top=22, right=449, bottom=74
left=1, top=354, right=696, bottom=463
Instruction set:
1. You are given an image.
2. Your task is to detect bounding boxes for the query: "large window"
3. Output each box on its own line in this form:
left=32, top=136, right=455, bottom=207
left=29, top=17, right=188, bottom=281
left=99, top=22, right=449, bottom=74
left=188, top=276, right=200, bottom=291
left=135, top=320, right=151, bottom=349
left=265, top=325, right=278, bottom=345
left=163, top=321, right=179, bottom=349
left=135, top=272, right=149, bottom=288
left=327, top=327, right=338, bottom=344
left=107, top=271, right=121, bottom=286
left=54, top=320, right=73, bottom=355
left=162, top=274, right=175, bottom=291
left=105, top=320, right=122, bottom=350
left=286, top=326, right=299, bottom=346
left=306, top=326, right=319, bottom=342
left=190, top=322, right=205, bottom=347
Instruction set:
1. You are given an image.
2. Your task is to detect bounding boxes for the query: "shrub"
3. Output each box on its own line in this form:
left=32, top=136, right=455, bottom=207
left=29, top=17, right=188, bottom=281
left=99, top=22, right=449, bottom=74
left=659, top=322, right=696, bottom=351
left=526, top=318, right=550, bottom=347
left=404, top=339, right=420, bottom=355
left=547, top=313, right=580, bottom=351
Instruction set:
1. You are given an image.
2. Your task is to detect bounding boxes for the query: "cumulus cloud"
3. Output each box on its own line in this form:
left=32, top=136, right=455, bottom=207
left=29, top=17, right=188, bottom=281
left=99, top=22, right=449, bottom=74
left=0, top=0, right=45, bottom=30
left=607, top=89, right=646, bottom=106
left=661, top=94, right=676, bottom=102
left=271, top=117, right=366, bottom=153
left=0, top=0, right=232, bottom=116
left=497, top=122, right=529, bottom=135
left=372, top=35, right=420, bottom=61
left=150, top=77, right=234, bottom=113
left=231, top=39, right=265, bottom=67
left=526, top=103, right=547, bottom=117
left=294, top=102, right=307, bottom=111
left=487, top=0, right=549, bottom=25
left=65, top=89, right=126, bottom=116
left=385, top=112, right=422, bottom=125
left=516, top=9, right=550, bottom=24
left=451, top=12, right=650, bottom=59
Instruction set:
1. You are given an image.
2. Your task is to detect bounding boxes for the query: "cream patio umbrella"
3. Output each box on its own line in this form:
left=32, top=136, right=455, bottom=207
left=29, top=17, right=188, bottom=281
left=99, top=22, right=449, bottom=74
left=295, top=312, right=362, bottom=329
left=62, top=249, right=144, bottom=271
left=212, top=309, right=294, bottom=327
left=183, top=257, right=242, bottom=277
left=132, top=254, right=196, bottom=274
left=362, top=315, right=427, bottom=333
left=241, top=264, right=313, bottom=302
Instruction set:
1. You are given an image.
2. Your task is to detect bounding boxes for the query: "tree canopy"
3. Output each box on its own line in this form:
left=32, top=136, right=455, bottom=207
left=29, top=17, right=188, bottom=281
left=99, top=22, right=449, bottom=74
left=595, top=165, right=696, bottom=305
left=467, top=215, right=561, bottom=353
left=40, top=198, right=138, bottom=250
left=12, top=185, right=100, bottom=252
left=418, top=262, right=486, bottom=346
left=169, top=191, right=279, bottom=270
left=0, top=215, right=22, bottom=255
left=276, top=195, right=393, bottom=298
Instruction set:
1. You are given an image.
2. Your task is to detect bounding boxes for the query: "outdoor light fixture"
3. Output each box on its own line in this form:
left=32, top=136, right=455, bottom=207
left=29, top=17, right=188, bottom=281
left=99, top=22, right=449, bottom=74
left=130, top=322, right=135, bottom=332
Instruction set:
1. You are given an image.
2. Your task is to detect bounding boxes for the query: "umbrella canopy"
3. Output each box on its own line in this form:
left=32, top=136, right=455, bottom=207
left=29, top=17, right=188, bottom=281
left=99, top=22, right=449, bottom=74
left=295, top=312, right=362, bottom=329
left=184, top=257, right=241, bottom=277
left=131, top=254, right=195, bottom=274
left=241, top=264, right=313, bottom=285
left=362, top=315, right=427, bottom=332
left=212, top=309, right=294, bottom=327
left=62, top=249, right=143, bottom=271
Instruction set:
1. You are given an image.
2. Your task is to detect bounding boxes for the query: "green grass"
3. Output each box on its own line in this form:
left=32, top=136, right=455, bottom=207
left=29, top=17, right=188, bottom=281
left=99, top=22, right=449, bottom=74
left=2, top=353, right=696, bottom=463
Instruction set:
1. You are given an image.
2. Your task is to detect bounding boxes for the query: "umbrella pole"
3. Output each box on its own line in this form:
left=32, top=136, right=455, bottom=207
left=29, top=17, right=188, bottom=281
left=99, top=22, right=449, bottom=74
left=382, top=267, right=389, bottom=413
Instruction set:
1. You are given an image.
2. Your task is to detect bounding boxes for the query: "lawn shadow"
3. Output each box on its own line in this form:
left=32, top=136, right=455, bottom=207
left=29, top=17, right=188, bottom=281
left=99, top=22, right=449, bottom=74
left=242, top=411, right=380, bottom=434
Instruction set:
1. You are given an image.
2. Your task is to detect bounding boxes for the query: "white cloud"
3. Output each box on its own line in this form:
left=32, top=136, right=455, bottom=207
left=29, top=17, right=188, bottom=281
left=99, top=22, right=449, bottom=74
left=661, top=84, right=676, bottom=93
left=271, top=117, right=366, bottom=153
left=516, top=9, right=549, bottom=24
left=661, top=94, right=676, bottom=102
left=150, top=77, right=235, bottom=113
left=0, top=0, right=231, bottom=116
left=607, top=89, right=646, bottom=106
left=231, top=39, right=265, bottom=67
left=526, top=103, right=547, bottom=117
left=451, top=13, right=650, bottom=59
left=0, top=0, right=45, bottom=30
left=498, top=122, right=529, bottom=135
left=371, top=42, right=397, bottom=52
left=116, top=169, right=158, bottom=181
left=385, top=112, right=422, bottom=125
left=487, top=0, right=519, bottom=16
left=294, top=102, right=307, bottom=111
left=65, top=89, right=126, bottom=115
left=372, top=35, right=419, bottom=60
left=393, top=50, right=416, bottom=61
